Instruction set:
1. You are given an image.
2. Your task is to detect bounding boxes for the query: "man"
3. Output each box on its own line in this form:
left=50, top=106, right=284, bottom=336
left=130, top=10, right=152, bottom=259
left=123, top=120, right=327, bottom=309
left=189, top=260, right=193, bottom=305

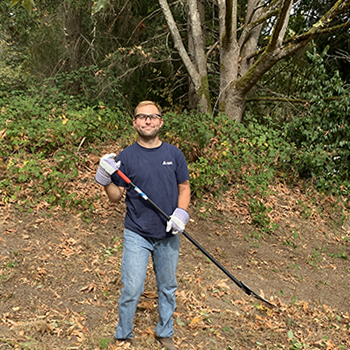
left=95, top=101, right=191, bottom=350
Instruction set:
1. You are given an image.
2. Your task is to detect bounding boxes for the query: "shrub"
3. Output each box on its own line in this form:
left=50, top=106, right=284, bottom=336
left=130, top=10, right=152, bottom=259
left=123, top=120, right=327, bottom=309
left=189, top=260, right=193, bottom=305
left=162, top=111, right=289, bottom=197
left=0, top=93, right=129, bottom=209
left=282, top=45, right=350, bottom=195
left=30, top=65, right=124, bottom=110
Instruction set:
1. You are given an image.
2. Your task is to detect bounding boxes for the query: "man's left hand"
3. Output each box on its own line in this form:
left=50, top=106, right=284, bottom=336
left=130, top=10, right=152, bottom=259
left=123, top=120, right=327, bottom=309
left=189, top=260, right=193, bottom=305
left=166, top=208, right=190, bottom=235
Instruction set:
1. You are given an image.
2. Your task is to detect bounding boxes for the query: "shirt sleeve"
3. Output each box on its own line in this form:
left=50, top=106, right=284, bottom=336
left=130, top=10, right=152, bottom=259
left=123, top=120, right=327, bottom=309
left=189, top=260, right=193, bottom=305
left=175, top=148, right=190, bottom=184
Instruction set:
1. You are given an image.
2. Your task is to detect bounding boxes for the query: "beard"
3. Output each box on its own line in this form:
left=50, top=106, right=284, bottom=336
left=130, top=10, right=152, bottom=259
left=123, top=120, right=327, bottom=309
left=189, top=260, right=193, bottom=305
left=136, top=126, right=160, bottom=139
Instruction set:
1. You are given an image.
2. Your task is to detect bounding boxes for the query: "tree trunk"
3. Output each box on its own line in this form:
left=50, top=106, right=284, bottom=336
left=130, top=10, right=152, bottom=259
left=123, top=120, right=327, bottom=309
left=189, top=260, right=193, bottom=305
left=187, top=0, right=211, bottom=113
left=156, top=0, right=350, bottom=121
left=239, top=0, right=264, bottom=76
left=223, top=89, right=246, bottom=122
left=218, top=0, right=239, bottom=113
left=63, top=1, right=83, bottom=73
left=187, top=5, right=198, bottom=110
left=158, top=0, right=211, bottom=113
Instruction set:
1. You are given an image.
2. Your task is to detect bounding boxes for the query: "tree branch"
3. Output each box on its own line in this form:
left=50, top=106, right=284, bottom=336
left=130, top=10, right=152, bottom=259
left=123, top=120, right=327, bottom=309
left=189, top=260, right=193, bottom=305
left=188, top=0, right=207, bottom=76
left=247, top=12, right=350, bottom=62
left=268, top=0, right=293, bottom=49
left=313, top=0, right=350, bottom=29
left=127, top=4, right=162, bottom=45
left=278, top=21, right=350, bottom=60
left=158, top=0, right=201, bottom=89
left=246, top=95, right=350, bottom=103
left=238, top=8, right=280, bottom=47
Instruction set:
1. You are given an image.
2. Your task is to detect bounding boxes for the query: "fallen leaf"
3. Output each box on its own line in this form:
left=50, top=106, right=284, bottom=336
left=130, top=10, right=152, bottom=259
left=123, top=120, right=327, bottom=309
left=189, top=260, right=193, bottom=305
left=142, top=291, right=158, bottom=299
left=80, top=283, right=96, bottom=293
left=189, top=316, right=201, bottom=326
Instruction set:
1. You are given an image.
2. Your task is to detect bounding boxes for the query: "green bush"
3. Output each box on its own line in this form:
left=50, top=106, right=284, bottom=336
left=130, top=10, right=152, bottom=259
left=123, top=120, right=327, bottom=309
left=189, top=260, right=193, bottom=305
left=282, top=45, right=350, bottom=195
left=1, top=50, right=349, bottom=223
left=0, top=91, right=130, bottom=209
left=160, top=111, right=293, bottom=231
left=1, top=101, right=128, bottom=157
left=162, top=111, right=288, bottom=197
left=0, top=63, right=129, bottom=210
left=30, top=65, right=124, bottom=110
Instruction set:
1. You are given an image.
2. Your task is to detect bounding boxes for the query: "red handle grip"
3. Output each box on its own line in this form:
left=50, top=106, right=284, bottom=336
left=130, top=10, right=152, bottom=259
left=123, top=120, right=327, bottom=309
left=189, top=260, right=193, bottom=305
left=116, top=169, right=131, bottom=184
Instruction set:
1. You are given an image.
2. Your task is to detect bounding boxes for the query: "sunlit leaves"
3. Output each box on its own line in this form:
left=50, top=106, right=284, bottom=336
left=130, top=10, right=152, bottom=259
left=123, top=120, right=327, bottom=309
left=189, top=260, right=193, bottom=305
left=10, top=0, right=34, bottom=12
left=91, top=0, right=110, bottom=15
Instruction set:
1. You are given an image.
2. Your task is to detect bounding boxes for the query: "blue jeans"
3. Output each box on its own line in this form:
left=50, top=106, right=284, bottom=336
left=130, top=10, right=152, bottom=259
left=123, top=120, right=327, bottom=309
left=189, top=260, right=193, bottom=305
left=114, top=228, right=180, bottom=340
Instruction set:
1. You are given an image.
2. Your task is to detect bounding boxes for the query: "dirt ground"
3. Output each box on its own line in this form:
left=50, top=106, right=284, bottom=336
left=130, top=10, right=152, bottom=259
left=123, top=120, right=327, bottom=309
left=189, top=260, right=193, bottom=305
left=1, top=184, right=350, bottom=350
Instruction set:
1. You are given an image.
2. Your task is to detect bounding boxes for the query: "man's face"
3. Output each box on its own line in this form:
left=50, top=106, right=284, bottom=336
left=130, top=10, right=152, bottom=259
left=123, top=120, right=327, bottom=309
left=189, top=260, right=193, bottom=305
left=133, top=104, right=163, bottom=139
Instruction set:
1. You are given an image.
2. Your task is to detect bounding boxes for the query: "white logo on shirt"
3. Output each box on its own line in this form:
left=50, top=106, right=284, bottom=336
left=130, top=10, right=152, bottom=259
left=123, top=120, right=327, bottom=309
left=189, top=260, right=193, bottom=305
left=162, top=161, right=173, bottom=166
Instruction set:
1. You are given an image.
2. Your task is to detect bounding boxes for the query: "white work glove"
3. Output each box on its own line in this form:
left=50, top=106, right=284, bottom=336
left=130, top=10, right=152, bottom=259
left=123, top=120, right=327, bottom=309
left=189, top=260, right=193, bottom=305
left=95, top=153, right=120, bottom=186
left=166, top=208, right=190, bottom=235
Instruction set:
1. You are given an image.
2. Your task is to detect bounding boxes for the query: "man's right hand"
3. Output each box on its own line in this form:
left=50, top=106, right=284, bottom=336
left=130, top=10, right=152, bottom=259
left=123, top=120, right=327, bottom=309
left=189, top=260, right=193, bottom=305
left=95, top=153, right=120, bottom=186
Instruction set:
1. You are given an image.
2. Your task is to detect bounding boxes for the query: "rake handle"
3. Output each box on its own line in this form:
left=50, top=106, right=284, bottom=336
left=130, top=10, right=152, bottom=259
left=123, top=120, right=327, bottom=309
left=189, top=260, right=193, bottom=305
left=115, top=168, right=277, bottom=309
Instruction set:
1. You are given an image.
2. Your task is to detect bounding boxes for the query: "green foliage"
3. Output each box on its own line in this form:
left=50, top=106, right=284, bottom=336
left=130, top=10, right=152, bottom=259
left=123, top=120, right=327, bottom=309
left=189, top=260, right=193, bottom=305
left=10, top=0, right=34, bottom=12
left=1, top=100, right=126, bottom=158
left=282, top=45, right=350, bottom=195
left=249, top=198, right=278, bottom=234
left=99, top=338, right=110, bottom=349
left=28, top=65, right=124, bottom=110
left=92, top=0, right=110, bottom=15
left=162, top=111, right=287, bottom=195
left=161, top=111, right=292, bottom=232
left=0, top=84, right=129, bottom=209
left=246, top=44, right=350, bottom=199
left=0, top=60, right=31, bottom=93
left=161, top=104, right=349, bottom=230
left=1, top=44, right=349, bottom=227
left=287, top=330, right=310, bottom=349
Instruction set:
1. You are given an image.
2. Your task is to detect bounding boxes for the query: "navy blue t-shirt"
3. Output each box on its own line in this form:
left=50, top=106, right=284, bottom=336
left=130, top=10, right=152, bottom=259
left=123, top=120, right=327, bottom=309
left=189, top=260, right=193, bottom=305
left=111, top=142, right=190, bottom=239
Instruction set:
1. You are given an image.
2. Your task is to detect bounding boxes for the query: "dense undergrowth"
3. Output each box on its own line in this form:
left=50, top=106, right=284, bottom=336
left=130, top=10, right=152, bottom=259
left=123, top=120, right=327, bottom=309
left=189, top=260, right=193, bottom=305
left=1, top=47, right=349, bottom=230
left=0, top=102, right=349, bottom=231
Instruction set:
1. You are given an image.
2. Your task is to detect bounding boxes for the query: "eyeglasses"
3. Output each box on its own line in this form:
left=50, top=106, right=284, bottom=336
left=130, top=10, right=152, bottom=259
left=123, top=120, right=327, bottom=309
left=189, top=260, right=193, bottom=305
left=135, top=113, right=162, bottom=121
